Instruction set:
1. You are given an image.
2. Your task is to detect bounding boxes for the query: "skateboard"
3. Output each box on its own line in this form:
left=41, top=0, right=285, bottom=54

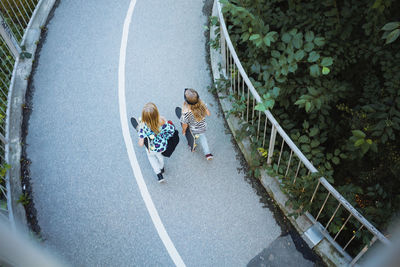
left=130, top=117, right=149, bottom=149
left=175, top=107, right=197, bottom=152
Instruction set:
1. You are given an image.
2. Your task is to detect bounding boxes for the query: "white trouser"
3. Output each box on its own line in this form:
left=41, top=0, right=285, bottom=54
left=197, top=133, right=211, bottom=155
left=146, top=149, right=164, bottom=174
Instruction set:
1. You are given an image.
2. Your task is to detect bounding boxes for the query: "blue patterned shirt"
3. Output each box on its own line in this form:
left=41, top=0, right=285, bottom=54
left=139, top=123, right=175, bottom=152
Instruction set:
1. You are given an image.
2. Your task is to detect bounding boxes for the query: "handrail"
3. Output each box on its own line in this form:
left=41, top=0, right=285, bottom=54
left=214, top=0, right=390, bottom=263
left=216, top=2, right=317, bottom=174
left=319, top=178, right=390, bottom=246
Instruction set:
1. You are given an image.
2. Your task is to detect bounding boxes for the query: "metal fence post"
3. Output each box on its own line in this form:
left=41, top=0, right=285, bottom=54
left=0, top=133, right=6, bottom=144
left=0, top=14, right=20, bottom=58
left=220, top=24, right=226, bottom=73
left=267, top=125, right=277, bottom=165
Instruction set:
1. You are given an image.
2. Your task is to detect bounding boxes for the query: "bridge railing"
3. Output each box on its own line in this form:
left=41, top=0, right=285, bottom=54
left=0, top=0, right=40, bottom=223
left=213, top=0, right=390, bottom=265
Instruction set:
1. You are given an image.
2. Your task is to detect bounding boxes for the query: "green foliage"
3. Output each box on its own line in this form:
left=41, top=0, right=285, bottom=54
left=20, top=45, right=32, bottom=60
left=209, top=16, right=221, bottom=51
left=218, top=0, right=400, bottom=255
left=381, top=22, right=400, bottom=44
left=0, top=164, right=11, bottom=201
left=17, top=193, right=30, bottom=206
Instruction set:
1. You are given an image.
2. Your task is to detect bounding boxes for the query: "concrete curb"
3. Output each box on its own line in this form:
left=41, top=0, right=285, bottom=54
left=6, top=0, right=57, bottom=233
left=209, top=2, right=347, bottom=266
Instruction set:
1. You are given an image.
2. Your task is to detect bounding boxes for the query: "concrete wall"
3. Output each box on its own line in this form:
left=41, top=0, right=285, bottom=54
left=6, top=0, right=57, bottom=232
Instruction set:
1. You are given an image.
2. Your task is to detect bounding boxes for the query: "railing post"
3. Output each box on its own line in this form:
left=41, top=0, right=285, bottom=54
left=0, top=133, right=6, bottom=144
left=220, top=23, right=226, bottom=73
left=350, top=236, right=377, bottom=266
left=0, top=14, right=21, bottom=58
left=267, top=124, right=277, bottom=165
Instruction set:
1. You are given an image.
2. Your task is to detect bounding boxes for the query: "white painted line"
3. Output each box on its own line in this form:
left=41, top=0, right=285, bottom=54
left=118, top=1, right=186, bottom=267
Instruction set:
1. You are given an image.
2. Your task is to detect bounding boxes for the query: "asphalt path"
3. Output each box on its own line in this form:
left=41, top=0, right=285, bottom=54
left=26, top=0, right=286, bottom=266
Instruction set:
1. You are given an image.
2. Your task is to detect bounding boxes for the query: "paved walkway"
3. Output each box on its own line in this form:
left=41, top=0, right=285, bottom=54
left=26, top=0, right=317, bottom=266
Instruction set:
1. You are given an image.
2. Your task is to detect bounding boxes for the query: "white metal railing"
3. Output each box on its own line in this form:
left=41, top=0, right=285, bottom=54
left=0, top=0, right=40, bottom=224
left=213, top=0, right=390, bottom=265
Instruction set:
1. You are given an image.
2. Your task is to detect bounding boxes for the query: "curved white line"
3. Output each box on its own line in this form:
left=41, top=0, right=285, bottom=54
left=118, top=1, right=186, bottom=266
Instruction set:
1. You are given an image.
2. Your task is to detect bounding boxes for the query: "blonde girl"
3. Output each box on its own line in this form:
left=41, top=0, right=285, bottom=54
left=180, top=88, right=213, bottom=160
left=139, top=103, right=175, bottom=182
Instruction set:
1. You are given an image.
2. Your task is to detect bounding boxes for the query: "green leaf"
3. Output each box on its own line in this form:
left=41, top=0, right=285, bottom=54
left=305, top=31, right=314, bottom=42
left=307, top=86, right=318, bottom=96
left=354, top=139, right=365, bottom=147
left=262, top=71, right=270, bottom=82
left=381, top=22, right=400, bottom=31
left=308, top=51, right=320, bottom=62
left=332, top=157, right=340, bottom=165
left=22, top=52, right=32, bottom=59
left=309, top=127, right=319, bottom=137
left=321, top=57, right=333, bottom=67
left=271, top=58, right=279, bottom=68
left=272, top=87, right=280, bottom=97
left=282, top=33, right=292, bottom=43
left=322, top=66, right=330, bottom=75
left=305, top=102, right=312, bottom=112
left=289, top=28, right=298, bottom=36
left=361, top=143, right=369, bottom=154
left=266, top=31, right=278, bottom=41
left=301, top=144, right=311, bottom=152
left=275, top=76, right=287, bottom=83
left=385, top=29, right=400, bottom=44
left=254, top=103, right=266, bottom=112
left=352, top=130, right=366, bottom=138
left=314, top=37, right=325, bottom=46
left=279, top=56, right=287, bottom=66
left=265, top=99, right=275, bottom=109
left=251, top=61, right=261, bottom=73
left=304, top=42, right=314, bottom=52
left=309, top=64, right=321, bottom=77
left=271, top=50, right=280, bottom=58
left=249, top=34, right=260, bottom=41
left=281, top=65, right=288, bottom=75
left=292, top=33, right=303, bottom=49
left=295, top=50, right=305, bottom=61
left=263, top=92, right=271, bottom=99
left=263, top=35, right=271, bottom=46
left=241, top=32, right=250, bottom=41
left=288, top=63, right=298, bottom=73
left=299, top=135, right=309, bottom=143
left=311, top=140, right=320, bottom=148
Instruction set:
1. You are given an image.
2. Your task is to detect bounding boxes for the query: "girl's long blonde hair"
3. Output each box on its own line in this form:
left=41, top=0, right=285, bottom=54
left=185, top=88, right=207, bottom=121
left=142, top=102, right=161, bottom=134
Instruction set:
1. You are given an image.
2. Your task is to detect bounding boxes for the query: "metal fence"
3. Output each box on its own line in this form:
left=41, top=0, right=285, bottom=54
left=0, top=0, right=39, bottom=221
left=214, top=0, right=390, bottom=265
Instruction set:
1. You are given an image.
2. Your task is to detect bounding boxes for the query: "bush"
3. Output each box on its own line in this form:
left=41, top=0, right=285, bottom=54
left=218, top=0, right=400, bottom=244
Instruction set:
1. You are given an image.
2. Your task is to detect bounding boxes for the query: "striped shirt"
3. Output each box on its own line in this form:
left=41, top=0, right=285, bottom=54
left=180, top=110, right=207, bottom=134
